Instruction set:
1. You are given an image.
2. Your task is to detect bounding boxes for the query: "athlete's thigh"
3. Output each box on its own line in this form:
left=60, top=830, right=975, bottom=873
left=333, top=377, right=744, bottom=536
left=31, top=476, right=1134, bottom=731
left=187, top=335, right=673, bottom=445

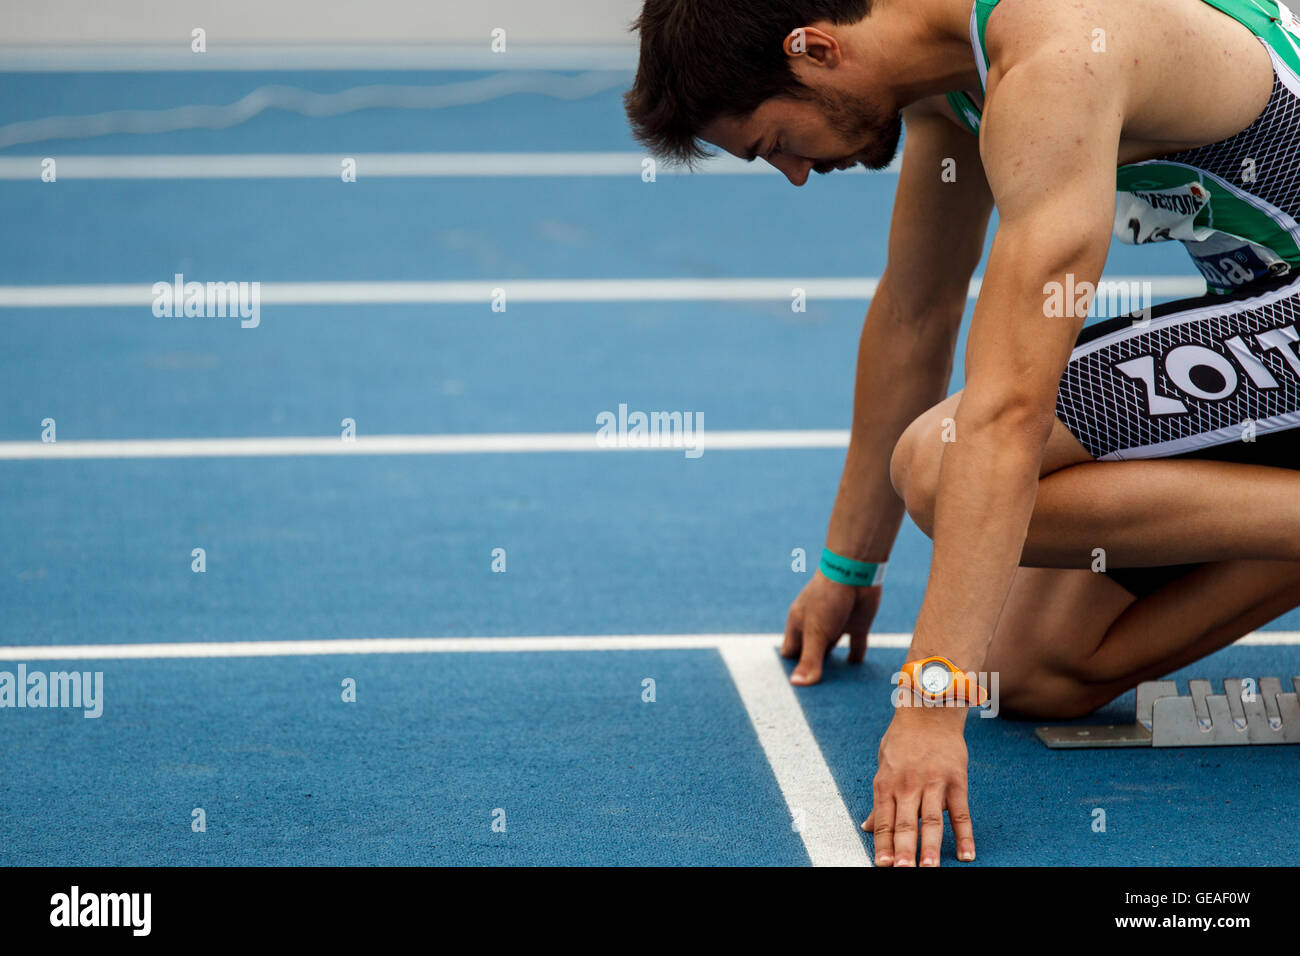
left=972, top=279, right=1300, bottom=704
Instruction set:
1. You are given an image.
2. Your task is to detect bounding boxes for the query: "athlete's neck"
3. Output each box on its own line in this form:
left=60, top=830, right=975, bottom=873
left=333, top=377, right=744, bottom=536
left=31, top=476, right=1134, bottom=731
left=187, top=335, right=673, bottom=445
left=841, top=0, right=983, bottom=107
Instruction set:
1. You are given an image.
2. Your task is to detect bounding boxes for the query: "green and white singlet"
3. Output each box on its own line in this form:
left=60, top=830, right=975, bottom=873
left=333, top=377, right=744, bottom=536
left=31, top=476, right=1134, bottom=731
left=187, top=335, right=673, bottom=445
left=939, top=0, right=1300, bottom=597
left=947, top=0, right=1300, bottom=295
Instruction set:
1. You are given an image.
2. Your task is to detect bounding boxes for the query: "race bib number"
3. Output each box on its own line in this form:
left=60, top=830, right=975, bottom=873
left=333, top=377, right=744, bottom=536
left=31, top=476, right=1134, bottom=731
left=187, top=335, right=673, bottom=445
left=1113, top=182, right=1210, bottom=245
left=1116, top=181, right=1290, bottom=291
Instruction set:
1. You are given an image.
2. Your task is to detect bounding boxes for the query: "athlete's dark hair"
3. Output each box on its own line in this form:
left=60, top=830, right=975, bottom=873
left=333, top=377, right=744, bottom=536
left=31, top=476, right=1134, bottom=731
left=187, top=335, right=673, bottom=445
left=624, top=0, right=874, bottom=167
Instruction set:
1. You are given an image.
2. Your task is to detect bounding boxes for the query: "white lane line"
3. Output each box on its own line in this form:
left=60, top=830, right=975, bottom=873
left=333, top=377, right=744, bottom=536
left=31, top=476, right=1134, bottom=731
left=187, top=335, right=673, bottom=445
left=0, top=633, right=911, bottom=661
left=1, top=631, right=1295, bottom=662
left=0, top=44, right=642, bottom=72
left=0, top=152, right=895, bottom=179
left=0, top=276, right=1208, bottom=307
left=0, top=277, right=881, bottom=307
left=1236, top=631, right=1300, bottom=646
left=0, top=278, right=890, bottom=307
left=719, top=642, right=871, bottom=867
left=0, top=430, right=851, bottom=460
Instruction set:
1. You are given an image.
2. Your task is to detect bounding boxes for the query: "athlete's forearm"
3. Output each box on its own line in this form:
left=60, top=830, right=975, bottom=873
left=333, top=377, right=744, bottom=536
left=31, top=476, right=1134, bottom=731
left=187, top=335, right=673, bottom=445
left=825, top=278, right=961, bottom=561
left=902, top=190, right=1107, bottom=672
left=908, top=400, right=1056, bottom=668
left=823, top=103, right=991, bottom=565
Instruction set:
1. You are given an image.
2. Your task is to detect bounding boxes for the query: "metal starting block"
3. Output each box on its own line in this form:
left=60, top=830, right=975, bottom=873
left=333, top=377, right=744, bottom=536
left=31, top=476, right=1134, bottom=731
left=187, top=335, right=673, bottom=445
left=1036, top=677, right=1300, bottom=748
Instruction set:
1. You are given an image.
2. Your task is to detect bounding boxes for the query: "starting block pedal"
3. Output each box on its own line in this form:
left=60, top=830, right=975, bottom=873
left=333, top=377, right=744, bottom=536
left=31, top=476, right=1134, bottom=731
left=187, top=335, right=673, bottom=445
left=1036, top=677, right=1300, bottom=748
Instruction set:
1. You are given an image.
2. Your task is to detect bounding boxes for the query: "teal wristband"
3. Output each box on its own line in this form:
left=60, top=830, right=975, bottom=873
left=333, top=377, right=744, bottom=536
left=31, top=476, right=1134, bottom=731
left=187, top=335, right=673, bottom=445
left=819, top=548, right=887, bottom=587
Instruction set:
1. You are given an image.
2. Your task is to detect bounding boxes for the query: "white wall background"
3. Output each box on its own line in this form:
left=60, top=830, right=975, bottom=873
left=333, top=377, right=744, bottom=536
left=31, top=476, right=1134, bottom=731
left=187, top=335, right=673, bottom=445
left=0, top=1, right=644, bottom=64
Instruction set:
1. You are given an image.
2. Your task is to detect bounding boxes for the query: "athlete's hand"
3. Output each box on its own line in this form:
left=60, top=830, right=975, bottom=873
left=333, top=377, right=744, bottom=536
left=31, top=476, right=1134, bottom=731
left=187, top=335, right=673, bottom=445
left=781, top=571, right=882, bottom=685
left=862, top=706, right=975, bottom=867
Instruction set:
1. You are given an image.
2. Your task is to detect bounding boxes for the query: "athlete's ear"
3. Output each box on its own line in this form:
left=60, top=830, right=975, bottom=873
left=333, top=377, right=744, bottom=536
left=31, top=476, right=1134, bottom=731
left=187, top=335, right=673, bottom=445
left=783, top=27, right=841, bottom=68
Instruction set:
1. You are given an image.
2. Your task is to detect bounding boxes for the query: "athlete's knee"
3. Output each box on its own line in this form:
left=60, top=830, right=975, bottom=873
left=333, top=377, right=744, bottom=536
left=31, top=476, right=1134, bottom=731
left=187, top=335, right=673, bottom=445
left=890, top=410, right=946, bottom=536
left=888, top=424, right=916, bottom=501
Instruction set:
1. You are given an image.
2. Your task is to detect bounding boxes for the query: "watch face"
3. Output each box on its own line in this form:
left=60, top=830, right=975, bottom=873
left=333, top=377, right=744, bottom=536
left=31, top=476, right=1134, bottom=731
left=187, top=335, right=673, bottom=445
left=919, top=662, right=952, bottom=695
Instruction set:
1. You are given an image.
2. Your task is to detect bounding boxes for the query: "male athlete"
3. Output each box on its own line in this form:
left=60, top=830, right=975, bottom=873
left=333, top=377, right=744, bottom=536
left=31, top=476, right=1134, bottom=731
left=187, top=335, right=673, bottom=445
left=625, top=0, right=1300, bottom=866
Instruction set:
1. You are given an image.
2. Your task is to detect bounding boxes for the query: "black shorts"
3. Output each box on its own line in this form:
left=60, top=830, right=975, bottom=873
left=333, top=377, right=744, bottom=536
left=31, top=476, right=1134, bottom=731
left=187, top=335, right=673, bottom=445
left=1056, top=274, right=1300, bottom=597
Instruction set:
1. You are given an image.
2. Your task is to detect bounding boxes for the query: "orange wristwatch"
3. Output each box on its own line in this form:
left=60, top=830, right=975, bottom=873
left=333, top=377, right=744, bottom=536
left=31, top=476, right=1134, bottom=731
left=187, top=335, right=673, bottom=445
left=899, top=656, right=987, bottom=706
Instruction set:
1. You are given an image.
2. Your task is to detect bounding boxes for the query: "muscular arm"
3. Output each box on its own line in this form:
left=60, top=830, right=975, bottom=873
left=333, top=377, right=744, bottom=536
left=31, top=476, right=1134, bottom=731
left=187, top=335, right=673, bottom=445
left=908, top=13, right=1122, bottom=672
left=864, top=4, right=1130, bottom=869
left=825, top=98, right=993, bottom=563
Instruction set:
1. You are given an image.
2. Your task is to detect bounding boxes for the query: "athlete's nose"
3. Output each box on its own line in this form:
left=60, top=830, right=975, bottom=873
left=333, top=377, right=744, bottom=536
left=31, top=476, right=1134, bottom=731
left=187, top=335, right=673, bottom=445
left=768, top=154, right=813, bottom=187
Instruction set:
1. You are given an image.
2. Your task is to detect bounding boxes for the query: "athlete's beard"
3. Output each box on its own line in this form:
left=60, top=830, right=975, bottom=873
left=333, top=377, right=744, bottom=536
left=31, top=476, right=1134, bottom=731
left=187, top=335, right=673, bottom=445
left=808, top=86, right=902, bottom=173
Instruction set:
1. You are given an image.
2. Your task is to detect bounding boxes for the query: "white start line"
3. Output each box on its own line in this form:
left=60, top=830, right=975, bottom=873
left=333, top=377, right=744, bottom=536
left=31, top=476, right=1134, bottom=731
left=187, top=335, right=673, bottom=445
left=0, top=632, right=878, bottom=867
left=0, top=630, right=1295, bottom=866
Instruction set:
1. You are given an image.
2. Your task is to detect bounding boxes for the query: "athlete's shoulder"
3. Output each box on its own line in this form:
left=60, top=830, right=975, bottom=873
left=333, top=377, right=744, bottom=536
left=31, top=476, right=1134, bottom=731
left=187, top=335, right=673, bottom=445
left=981, top=0, right=1129, bottom=105
left=983, top=0, right=1111, bottom=73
